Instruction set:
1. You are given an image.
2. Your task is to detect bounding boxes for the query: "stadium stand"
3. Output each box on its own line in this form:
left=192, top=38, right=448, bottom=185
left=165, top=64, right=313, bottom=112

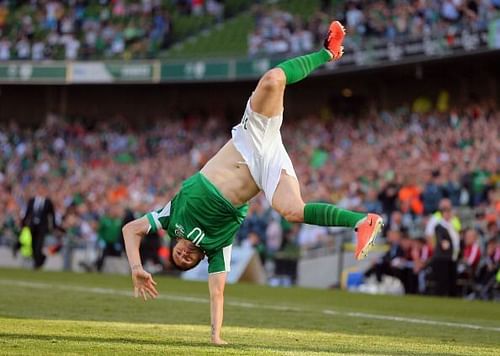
left=0, top=102, right=498, bottom=297
left=248, top=0, right=498, bottom=57
left=0, top=0, right=246, bottom=60
left=0, top=0, right=498, bottom=300
left=2, top=1, right=498, bottom=60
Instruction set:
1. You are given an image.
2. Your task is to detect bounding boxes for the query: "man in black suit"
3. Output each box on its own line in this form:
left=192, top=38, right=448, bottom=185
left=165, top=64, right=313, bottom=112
left=364, top=229, right=407, bottom=284
left=22, top=184, right=56, bottom=269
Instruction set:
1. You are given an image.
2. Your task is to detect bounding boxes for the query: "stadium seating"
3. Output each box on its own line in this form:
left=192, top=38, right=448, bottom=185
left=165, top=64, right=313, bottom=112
left=163, top=0, right=322, bottom=59
left=1, top=0, right=497, bottom=60
left=1, top=103, right=498, bottom=297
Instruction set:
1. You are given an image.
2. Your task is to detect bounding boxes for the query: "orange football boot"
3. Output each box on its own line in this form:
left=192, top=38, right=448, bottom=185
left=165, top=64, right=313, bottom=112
left=354, top=213, right=384, bottom=260
left=324, top=20, right=346, bottom=60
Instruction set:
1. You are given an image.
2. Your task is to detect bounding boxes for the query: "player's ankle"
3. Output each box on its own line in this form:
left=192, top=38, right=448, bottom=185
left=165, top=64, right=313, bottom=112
left=323, top=48, right=334, bottom=61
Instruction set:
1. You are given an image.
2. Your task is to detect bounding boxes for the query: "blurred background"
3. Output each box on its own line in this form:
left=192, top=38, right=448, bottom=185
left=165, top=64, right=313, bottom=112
left=0, top=0, right=499, bottom=300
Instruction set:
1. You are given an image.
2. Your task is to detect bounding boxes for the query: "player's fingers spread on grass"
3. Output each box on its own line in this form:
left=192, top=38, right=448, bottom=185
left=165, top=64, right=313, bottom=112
left=146, top=284, right=158, bottom=298
left=134, top=287, right=139, bottom=298
left=147, top=289, right=158, bottom=299
left=150, top=284, right=159, bottom=296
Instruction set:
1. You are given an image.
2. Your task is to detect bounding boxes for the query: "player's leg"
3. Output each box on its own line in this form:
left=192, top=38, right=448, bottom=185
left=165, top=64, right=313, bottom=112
left=272, top=172, right=367, bottom=226
left=272, top=173, right=383, bottom=260
left=250, top=21, right=346, bottom=118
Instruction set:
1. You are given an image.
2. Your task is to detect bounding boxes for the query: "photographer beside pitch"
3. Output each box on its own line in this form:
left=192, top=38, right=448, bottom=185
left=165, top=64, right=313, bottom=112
left=122, top=21, right=383, bottom=345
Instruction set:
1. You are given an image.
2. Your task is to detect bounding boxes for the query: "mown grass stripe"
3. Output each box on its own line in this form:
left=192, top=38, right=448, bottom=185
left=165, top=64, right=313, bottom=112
left=1, top=278, right=498, bottom=333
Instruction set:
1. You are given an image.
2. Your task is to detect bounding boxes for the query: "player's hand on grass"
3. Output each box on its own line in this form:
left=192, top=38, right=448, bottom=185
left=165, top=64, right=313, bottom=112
left=131, top=266, right=158, bottom=301
left=211, top=337, right=228, bottom=345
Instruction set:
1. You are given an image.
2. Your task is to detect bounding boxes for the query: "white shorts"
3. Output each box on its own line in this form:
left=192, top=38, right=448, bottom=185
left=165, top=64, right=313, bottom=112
left=231, top=98, right=297, bottom=203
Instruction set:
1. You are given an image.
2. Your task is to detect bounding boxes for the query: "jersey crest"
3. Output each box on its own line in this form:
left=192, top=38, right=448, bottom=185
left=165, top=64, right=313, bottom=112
left=174, top=223, right=185, bottom=238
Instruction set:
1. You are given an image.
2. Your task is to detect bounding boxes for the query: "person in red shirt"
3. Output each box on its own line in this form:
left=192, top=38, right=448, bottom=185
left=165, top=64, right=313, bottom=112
left=475, top=238, right=500, bottom=299
left=462, top=228, right=482, bottom=272
left=457, top=228, right=482, bottom=296
left=411, top=237, right=433, bottom=293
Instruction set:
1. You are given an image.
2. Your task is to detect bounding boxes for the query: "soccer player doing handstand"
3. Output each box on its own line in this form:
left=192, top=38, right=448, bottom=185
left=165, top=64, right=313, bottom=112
left=122, top=20, right=383, bottom=345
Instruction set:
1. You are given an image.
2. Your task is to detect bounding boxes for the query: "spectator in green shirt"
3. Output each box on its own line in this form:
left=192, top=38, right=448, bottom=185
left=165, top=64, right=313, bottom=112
left=96, top=205, right=123, bottom=272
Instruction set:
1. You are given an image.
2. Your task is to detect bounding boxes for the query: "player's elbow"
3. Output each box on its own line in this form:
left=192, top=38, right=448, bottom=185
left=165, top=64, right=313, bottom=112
left=122, top=218, right=145, bottom=237
left=260, top=68, right=286, bottom=92
left=122, top=221, right=134, bottom=235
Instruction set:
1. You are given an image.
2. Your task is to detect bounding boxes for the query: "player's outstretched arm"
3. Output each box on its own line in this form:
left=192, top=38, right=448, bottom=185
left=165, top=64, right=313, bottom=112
left=123, top=216, right=159, bottom=300
left=208, top=272, right=228, bottom=345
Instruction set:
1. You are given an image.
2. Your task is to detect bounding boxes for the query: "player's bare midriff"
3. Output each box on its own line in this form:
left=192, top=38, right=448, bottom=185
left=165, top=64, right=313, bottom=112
left=200, top=139, right=260, bottom=207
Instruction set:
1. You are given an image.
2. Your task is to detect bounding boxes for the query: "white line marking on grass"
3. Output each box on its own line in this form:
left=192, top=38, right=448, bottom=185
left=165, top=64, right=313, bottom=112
left=1, top=279, right=499, bottom=332
left=0, top=279, right=301, bottom=312
left=322, top=310, right=500, bottom=332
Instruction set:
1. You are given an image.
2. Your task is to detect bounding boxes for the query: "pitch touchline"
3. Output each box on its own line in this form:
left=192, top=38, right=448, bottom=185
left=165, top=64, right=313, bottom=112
left=322, top=310, right=500, bottom=332
left=1, top=279, right=499, bottom=332
left=0, top=279, right=301, bottom=312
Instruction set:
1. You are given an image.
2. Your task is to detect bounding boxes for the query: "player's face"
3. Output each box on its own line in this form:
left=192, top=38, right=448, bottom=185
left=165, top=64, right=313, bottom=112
left=172, top=239, right=203, bottom=270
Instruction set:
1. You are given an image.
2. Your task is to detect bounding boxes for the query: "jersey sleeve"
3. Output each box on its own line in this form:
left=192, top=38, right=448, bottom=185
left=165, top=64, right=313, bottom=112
left=207, top=245, right=232, bottom=274
left=145, top=201, right=171, bottom=233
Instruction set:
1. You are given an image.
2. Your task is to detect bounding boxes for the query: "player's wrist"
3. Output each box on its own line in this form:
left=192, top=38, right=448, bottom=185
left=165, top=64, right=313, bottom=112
left=130, top=263, right=143, bottom=271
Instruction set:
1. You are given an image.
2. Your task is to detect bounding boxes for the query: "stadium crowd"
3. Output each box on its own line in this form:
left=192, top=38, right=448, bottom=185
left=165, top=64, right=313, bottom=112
left=0, top=102, right=499, bottom=297
left=248, top=0, right=500, bottom=57
left=0, top=0, right=225, bottom=61
left=1, top=0, right=499, bottom=60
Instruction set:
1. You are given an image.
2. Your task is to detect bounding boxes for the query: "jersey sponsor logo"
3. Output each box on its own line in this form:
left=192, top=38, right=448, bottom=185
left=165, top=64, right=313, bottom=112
left=174, top=223, right=185, bottom=238
left=188, top=227, right=206, bottom=247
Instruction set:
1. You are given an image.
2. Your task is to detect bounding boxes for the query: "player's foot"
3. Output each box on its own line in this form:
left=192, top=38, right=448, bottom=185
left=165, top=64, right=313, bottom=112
left=354, top=213, right=383, bottom=260
left=323, top=20, right=346, bottom=60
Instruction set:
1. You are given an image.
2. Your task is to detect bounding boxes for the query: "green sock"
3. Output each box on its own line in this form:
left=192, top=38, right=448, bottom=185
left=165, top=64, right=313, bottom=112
left=276, top=48, right=332, bottom=85
left=303, top=203, right=366, bottom=228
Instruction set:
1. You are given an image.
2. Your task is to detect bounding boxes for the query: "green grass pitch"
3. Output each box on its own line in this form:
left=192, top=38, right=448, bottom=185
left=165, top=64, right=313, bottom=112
left=0, top=268, right=499, bottom=355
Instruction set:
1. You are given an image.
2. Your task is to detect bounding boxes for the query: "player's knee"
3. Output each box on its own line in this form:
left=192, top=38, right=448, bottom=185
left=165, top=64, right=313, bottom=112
left=277, top=205, right=304, bottom=223
left=283, top=209, right=304, bottom=223
left=260, top=68, right=286, bottom=92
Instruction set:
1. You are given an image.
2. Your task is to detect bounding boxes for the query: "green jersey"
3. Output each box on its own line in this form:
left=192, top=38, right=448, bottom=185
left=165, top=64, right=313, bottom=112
left=146, top=172, right=248, bottom=273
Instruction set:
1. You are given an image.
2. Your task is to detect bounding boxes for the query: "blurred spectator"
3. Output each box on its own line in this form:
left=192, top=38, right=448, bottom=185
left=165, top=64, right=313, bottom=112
left=474, top=238, right=500, bottom=299
left=457, top=227, right=482, bottom=294
left=364, top=229, right=407, bottom=286
left=398, top=175, right=423, bottom=216
left=95, top=205, right=123, bottom=272
left=21, top=183, right=57, bottom=269
left=242, top=231, right=266, bottom=264
left=0, top=102, right=498, bottom=294
left=425, top=199, right=462, bottom=249
left=426, top=199, right=461, bottom=296
left=0, top=37, right=11, bottom=60
left=421, top=170, right=445, bottom=215
left=363, top=188, right=383, bottom=215
left=410, top=237, right=433, bottom=293
left=461, top=228, right=482, bottom=273
left=249, top=1, right=499, bottom=57
left=297, top=224, right=329, bottom=251
left=0, top=0, right=216, bottom=61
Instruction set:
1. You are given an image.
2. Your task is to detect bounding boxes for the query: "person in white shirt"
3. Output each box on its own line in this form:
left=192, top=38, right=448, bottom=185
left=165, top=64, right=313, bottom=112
left=32, top=41, right=46, bottom=61
left=0, top=37, right=11, bottom=60
left=16, top=36, right=31, bottom=59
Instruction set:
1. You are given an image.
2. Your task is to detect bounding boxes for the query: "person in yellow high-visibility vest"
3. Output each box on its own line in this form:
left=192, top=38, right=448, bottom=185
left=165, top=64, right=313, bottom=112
left=424, top=198, right=461, bottom=296
left=425, top=198, right=461, bottom=254
left=19, top=226, right=33, bottom=258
